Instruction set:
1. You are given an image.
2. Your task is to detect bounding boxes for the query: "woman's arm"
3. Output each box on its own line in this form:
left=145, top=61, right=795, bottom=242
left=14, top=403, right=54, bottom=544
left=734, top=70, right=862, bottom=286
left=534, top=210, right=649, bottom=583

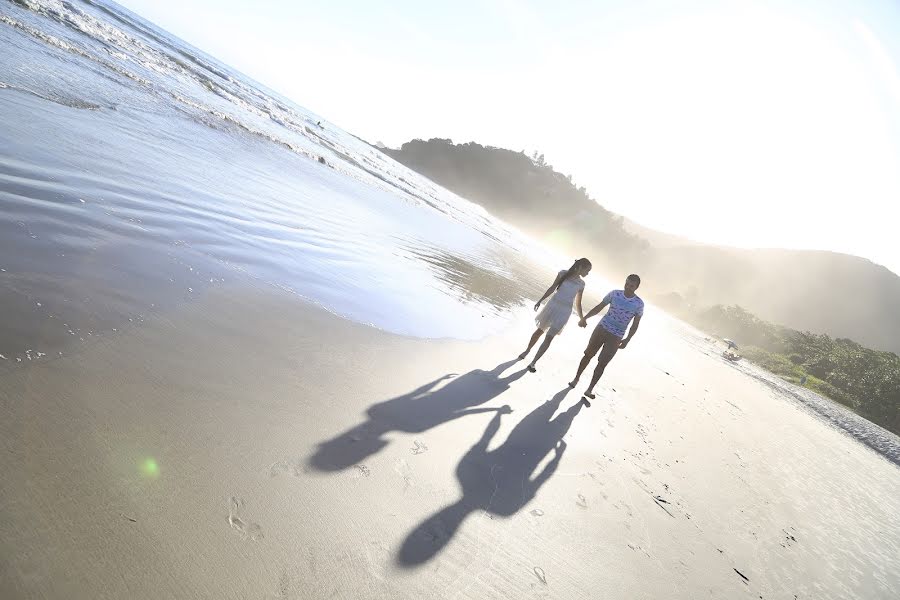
left=575, top=289, right=585, bottom=321
left=534, top=272, right=564, bottom=311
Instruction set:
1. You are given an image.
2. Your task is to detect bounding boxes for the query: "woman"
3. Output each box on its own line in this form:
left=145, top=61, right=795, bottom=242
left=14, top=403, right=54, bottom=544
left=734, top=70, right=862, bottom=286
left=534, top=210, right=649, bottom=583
left=519, top=258, right=591, bottom=372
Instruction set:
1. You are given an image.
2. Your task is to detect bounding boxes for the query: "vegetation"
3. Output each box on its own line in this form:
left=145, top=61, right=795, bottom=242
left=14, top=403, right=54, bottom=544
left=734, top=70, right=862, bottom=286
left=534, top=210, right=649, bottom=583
left=383, top=139, right=650, bottom=274
left=662, top=301, right=900, bottom=435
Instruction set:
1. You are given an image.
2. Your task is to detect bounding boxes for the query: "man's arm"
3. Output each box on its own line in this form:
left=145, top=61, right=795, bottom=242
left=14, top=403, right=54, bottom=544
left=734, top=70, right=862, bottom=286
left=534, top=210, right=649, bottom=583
left=618, top=315, right=641, bottom=349
left=579, top=298, right=610, bottom=324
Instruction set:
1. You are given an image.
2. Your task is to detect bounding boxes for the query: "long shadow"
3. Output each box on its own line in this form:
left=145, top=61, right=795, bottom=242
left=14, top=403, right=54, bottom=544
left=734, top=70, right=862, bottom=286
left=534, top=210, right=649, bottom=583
left=397, top=388, right=586, bottom=567
left=308, top=359, right=527, bottom=472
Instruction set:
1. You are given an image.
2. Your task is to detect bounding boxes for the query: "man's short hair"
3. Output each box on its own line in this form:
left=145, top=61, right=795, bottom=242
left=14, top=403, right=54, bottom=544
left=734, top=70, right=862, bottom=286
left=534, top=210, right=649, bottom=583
left=627, top=274, right=641, bottom=285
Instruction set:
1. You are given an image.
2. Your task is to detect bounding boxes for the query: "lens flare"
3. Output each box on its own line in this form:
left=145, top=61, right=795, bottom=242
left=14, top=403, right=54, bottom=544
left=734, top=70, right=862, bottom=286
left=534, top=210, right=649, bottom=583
left=140, top=457, right=160, bottom=478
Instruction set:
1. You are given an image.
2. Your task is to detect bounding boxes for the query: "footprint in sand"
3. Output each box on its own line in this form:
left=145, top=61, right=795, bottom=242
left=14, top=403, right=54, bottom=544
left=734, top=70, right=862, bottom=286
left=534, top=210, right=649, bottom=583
left=270, top=567, right=302, bottom=600
left=576, top=494, right=588, bottom=509
left=269, top=460, right=306, bottom=478
left=530, top=508, right=545, bottom=517
left=410, top=440, right=428, bottom=455
left=269, top=460, right=293, bottom=477
left=393, top=459, right=413, bottom=490
left=351, top=464, right=371, bottom=478
left=269, top=461, right=291, bottom=478
left=362, top=541, right=392, bottom=582
left=533, top=566, right=548, bottom=585
left=228, top=497, right=263, bottom=541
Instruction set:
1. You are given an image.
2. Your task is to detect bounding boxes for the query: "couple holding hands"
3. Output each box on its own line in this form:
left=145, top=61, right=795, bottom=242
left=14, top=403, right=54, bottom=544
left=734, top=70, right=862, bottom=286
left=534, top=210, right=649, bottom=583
left=519, top=258, right=643, bottom=400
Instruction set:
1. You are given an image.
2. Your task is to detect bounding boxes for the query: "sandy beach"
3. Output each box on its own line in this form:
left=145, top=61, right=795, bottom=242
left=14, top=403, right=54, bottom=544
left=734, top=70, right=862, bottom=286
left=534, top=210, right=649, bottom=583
left=2, top=282, right=898, bottom=599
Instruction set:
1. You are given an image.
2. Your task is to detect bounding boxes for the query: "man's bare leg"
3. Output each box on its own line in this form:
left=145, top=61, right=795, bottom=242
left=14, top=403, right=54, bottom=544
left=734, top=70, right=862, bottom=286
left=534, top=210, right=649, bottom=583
left=570, top=328, right=603, bottom=387
left=570, top=354, right=593, bottom=388
left=584, top=343, right=618, bottom=399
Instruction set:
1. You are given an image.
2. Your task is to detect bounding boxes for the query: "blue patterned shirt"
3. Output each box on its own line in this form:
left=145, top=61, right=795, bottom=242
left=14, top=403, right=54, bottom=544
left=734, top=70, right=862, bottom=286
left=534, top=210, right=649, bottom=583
left=599, top=290, right=644, bottom=338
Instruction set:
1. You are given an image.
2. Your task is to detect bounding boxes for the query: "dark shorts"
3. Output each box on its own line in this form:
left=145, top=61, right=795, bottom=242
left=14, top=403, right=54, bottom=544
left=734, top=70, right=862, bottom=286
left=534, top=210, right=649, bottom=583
left=585, top=325, right=621, bottom=364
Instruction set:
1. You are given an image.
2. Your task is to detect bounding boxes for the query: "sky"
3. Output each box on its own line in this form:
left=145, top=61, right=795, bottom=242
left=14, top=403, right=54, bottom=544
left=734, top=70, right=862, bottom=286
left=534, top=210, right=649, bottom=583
left=118, top=0, right=900, bottom=275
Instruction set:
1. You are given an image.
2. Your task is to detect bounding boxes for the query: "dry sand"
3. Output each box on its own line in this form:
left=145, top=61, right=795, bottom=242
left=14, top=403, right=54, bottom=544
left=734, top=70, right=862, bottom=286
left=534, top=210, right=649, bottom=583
left=2, top=284, right=898, bottom=599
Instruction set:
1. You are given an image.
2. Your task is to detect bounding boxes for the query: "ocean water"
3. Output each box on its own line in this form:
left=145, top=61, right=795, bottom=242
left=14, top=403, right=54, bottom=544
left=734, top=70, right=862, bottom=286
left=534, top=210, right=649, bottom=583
left=0, top=0, right=549, bottom=365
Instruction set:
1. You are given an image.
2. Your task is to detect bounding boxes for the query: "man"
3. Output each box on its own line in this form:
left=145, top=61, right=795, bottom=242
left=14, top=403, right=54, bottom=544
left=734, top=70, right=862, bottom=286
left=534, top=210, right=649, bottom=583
left=569, top=274, right=644, bottom=400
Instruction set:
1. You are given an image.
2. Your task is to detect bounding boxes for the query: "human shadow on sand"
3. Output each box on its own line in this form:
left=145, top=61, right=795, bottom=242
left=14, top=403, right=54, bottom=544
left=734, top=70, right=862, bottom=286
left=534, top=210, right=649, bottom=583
left=397, top=388, right=586, bottom=567
left=308, top=359, right=527, bottom=472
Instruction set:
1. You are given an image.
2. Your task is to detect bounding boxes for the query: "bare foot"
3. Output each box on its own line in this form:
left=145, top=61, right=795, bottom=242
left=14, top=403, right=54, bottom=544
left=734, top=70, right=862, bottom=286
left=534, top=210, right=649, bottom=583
left=518, top=351, right=528, bottom=360
left=584, top=390, right=596, bottom=400
left=568, top=380, right=578, bottom=389
left=527, top=365, right=537, bottom=373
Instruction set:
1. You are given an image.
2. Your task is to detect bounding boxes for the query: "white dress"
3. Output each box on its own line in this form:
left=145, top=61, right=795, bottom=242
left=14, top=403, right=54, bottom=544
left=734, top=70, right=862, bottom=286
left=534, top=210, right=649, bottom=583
left=535, top=270, right=585, bottom=334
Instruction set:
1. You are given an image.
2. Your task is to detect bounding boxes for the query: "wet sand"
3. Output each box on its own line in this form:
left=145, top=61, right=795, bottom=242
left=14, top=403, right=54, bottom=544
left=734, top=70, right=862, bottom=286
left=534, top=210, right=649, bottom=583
left=1, top=284, right=898, bottom=599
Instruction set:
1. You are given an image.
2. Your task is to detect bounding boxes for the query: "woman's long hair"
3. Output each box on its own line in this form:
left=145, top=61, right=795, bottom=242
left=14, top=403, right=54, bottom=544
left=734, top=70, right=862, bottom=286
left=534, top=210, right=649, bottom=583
left=556, top=257, right=591, bottom=291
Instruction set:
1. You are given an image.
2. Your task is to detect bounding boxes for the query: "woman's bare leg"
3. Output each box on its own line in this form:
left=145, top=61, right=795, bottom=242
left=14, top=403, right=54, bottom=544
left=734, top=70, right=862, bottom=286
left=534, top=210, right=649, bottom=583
left=519, top=328, right=544, bottom=359
left=528, top=332, right=556, bottom=371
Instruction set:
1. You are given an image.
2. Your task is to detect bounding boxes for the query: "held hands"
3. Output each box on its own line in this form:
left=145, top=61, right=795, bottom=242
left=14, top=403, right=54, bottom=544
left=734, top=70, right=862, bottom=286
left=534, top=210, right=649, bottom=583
left=499, top=405, right=513, bottom=415
left=578, top=318, right=587, bottom=328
